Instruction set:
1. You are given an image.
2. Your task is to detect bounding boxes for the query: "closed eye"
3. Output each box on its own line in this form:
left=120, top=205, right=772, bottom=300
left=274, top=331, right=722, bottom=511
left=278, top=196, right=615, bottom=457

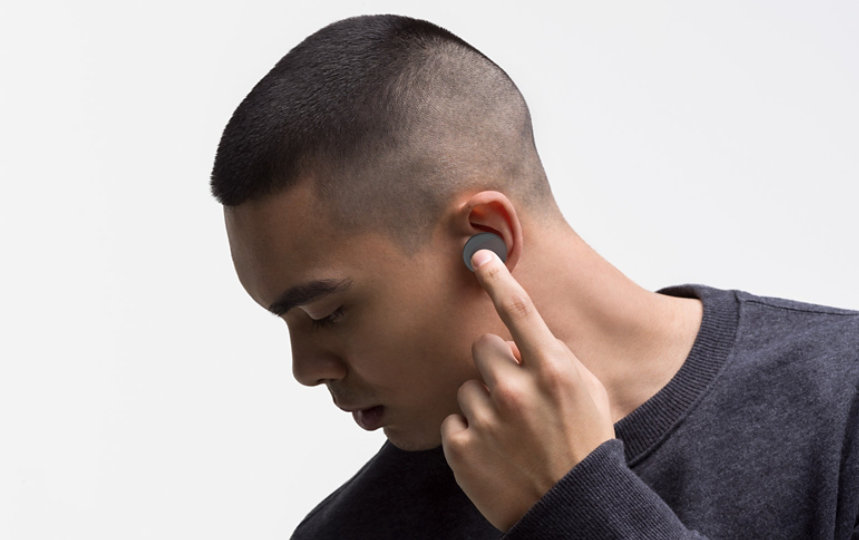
left=311, top=306, right=345, bottom=330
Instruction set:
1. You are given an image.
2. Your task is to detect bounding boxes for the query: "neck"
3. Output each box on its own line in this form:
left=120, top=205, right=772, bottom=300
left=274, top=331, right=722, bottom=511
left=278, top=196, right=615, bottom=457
left=518, top=224, right=703, bottom=423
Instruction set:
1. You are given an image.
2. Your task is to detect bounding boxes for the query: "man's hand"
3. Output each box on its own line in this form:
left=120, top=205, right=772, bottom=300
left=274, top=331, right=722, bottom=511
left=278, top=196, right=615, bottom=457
left=440, top=250, right=615, bottom=532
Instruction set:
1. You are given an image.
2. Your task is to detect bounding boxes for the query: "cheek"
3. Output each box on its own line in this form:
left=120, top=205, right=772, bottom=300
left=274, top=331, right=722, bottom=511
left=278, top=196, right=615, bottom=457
left=345, top=292, right=473, bottom=381
left=346, top=261, right=493, bottom=386
left=398, top=296, right=484, bottom=380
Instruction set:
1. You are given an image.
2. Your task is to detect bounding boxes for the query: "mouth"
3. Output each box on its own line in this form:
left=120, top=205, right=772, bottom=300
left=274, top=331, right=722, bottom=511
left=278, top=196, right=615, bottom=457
left=350, top=405, right=385, bottom=431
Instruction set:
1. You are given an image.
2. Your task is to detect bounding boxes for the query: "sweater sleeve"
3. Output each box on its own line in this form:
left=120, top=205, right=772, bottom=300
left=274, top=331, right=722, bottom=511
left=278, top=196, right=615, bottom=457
left=504, top=439, right=708, bottom=539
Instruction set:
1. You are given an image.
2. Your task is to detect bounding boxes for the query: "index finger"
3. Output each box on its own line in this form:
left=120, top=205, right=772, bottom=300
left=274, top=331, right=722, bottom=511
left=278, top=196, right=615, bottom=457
left=471, top=249, right=557, bottom=364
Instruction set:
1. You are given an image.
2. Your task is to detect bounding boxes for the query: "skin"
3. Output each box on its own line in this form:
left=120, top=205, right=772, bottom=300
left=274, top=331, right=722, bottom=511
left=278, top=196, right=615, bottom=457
left=441, top=249, right=615, bottom=530
left=224, top=178, right=703, bottom=530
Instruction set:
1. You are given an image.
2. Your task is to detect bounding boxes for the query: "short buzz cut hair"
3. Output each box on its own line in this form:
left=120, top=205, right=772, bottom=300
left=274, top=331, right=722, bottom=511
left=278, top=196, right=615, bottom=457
left=211, top=14, right=558, bottom=247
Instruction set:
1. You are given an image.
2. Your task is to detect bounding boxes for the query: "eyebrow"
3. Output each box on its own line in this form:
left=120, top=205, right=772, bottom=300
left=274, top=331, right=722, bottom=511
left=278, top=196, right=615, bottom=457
left=267, top=278, right=353, bottom=316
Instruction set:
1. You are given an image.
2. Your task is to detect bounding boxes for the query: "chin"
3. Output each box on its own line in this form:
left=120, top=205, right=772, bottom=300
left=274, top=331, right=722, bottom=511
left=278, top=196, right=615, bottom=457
left=383, top=425, right=442, bottom=451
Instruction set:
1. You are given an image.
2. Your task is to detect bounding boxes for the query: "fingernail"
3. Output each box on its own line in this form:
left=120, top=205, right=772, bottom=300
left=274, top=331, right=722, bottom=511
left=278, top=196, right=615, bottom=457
left=471, top=249, right=495, bottom=269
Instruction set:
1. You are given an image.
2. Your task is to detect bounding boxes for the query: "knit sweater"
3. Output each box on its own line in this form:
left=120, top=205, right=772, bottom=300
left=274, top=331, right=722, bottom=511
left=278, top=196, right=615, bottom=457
left=291, top=284, right=859, bottom=539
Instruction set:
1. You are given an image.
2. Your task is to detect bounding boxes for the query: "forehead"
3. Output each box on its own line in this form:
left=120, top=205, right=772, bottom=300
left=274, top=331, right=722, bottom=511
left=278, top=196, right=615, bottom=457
left=224, top=183, right=360, bottom=307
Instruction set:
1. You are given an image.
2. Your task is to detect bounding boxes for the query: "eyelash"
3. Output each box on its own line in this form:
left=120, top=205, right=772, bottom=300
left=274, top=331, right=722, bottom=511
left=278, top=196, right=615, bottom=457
left=310, top=307, right=345, bottom=329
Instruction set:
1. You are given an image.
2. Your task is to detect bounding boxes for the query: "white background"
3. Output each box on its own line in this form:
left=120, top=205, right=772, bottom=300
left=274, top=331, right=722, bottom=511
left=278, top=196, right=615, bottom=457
left=1, top=1, right=857, bottom=538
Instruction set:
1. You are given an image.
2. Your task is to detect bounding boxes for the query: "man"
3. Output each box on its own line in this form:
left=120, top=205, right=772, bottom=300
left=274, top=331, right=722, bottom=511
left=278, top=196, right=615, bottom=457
left=211, top=14, right=859, bottom=539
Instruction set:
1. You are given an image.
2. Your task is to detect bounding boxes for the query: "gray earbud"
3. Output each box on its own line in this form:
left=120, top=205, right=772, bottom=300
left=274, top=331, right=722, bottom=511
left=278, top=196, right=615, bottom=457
left=462, top=232, right=508, bottom=271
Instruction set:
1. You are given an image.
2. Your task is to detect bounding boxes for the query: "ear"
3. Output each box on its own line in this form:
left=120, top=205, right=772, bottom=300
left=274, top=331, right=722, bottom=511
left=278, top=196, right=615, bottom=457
left=456, top=191, right=523, bottom=271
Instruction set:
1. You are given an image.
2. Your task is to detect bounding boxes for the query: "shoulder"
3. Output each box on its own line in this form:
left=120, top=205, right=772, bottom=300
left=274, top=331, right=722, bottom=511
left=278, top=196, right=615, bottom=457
left=726, top=288, right=859, bottom=413
left=733, top=289, right=859, bottom=362
left=664, top=283, right=859, bottom=411
left=735, top=289, right=859, bottom=320
left=662, top=283, right=859, bottom=373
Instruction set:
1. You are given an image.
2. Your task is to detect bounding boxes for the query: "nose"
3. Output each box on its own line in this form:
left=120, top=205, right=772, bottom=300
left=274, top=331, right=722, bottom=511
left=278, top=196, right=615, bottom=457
left=289, top=333, right=347, bottom=387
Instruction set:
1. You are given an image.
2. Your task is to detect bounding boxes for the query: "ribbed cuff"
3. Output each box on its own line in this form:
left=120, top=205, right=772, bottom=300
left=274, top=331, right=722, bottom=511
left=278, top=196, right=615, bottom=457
left=504, top=439, right=707, bottom=539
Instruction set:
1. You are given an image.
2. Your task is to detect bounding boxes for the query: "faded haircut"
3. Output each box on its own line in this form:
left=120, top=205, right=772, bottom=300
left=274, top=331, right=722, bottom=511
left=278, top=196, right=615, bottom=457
left=211, top=14, right=558, bottom=248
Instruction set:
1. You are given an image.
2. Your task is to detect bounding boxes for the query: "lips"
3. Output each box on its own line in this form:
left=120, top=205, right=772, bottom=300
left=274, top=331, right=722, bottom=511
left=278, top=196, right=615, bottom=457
left=352, top=405, right=385, bottom=431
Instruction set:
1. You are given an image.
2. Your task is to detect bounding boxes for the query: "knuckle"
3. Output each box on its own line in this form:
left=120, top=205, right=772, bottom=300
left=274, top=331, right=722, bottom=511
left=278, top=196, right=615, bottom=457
left=456, top=381, right=473, bottom=402
left=442, top=429, right=469, bottom=457
left=593, top=379, right=610, bottom=406
left=501, top=292, right=534, bottom=321
left=468, top=410, right=492, bottom=432
left=584, top=368, right=609, bottom=400
left=441, top=415, right=467, bottom=438
left=457, top=379, right=485, bottom=404
left=440, top=414, right=457, bottom=434
left=537, top=359, right=576, bottom=392
left=472, top=333, right=498, bottom=355
left=482, top=262, right=503, bottom=282
left=535, top=340, right=579, bottom=384
left=493, top=379, right=526, bottom=411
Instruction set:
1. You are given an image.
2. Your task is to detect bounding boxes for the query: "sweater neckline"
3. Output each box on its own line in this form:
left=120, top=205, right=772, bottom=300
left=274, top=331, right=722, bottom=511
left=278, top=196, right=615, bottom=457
left=614, top=284, right=741, bottom=465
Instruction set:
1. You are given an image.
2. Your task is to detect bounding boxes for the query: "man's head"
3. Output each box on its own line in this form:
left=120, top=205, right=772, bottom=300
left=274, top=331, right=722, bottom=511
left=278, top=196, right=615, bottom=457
left=212, top=15, right=566, bottom=449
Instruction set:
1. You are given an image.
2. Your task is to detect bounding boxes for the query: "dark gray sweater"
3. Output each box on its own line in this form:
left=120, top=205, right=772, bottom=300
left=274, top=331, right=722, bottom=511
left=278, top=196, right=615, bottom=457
left=292, top=284, right=859, bottom=539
